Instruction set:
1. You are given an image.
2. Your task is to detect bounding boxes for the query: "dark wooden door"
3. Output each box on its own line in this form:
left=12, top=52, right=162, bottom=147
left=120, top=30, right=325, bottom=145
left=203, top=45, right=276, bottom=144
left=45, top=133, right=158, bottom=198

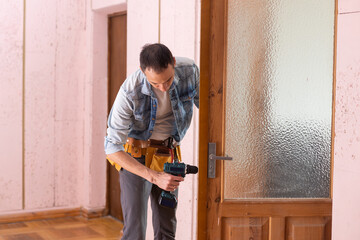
left=107, top=12, right=127, bottom=221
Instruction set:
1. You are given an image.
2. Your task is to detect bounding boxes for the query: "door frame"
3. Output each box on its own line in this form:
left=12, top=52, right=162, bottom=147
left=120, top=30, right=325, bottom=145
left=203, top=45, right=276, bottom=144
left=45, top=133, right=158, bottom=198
left=107, top=11, right=127, bottom=222
left=197, top=0, right=337, bottom=238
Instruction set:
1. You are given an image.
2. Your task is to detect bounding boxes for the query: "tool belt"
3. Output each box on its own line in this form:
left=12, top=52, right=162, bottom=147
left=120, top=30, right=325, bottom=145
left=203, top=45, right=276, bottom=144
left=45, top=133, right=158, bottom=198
left=107, top=137, right=181, bottom=172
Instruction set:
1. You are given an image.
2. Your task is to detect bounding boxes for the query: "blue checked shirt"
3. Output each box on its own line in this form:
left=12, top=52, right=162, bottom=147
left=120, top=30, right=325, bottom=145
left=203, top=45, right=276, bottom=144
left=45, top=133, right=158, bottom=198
left=104, top=57, right=199, bottom=154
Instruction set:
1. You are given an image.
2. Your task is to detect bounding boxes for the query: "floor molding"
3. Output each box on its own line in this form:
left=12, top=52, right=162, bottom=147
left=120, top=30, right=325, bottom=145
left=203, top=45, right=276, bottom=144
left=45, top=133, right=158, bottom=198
left=81, top=207, right=109, bottom=219
left=0, top=207, right=108, bottom=224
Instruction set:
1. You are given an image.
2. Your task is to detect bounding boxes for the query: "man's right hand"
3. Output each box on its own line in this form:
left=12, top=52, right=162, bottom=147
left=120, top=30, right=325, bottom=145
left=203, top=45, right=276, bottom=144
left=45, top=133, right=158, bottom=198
left=149, top=170, right=184, bottom=192
left=107, top=151, right=184, bottom=192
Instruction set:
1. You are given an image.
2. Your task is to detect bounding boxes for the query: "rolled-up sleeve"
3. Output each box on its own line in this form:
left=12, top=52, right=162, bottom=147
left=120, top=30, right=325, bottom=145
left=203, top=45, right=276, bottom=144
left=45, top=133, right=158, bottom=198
left=193, top=64, right=200, bottom=109
left=104, top=87, right=133, bottom=154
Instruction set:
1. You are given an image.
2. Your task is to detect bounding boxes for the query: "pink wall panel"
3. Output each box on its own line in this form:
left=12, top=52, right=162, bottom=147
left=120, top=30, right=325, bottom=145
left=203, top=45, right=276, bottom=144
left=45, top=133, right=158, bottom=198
left=92, top=0, right=126, bottom=14
left=24, top=0, right=89, bottom=209
left=1, top=0, right=123, bottom=214
left=127, top=0, right=159, bottom=74
left=82, top=11, right=108, bottom=208
left=338, top=0, right=360, bottom=13
left=160, top=0, right=197, bottom=58
left=24, top=0, right=57, bottom=209
left=332, top=12, right=360, bottom=240
left=53, top=1, right=87, bottom=207
left=0, top=1, right=24, bottom=211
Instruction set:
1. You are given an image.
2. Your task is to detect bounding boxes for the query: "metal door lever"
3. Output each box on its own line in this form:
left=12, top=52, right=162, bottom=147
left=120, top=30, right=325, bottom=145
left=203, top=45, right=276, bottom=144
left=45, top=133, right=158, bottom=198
left=208, top=142, right=233, bottom=178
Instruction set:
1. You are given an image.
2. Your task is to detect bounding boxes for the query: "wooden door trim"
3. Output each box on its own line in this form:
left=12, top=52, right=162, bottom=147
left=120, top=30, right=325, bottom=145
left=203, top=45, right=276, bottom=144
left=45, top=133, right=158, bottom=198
left=198, top=0, right=227, bottom=238
left=220, top=201, right=332, bottom=217
left=221, top=199, right=332, bottom=218
left=197, top=0, right=211, bottom=238
left=222, top=199, right=332, bottom=204
left=109, top=11, right=127, bottom=18
left=330, top=0, right=338, bottom=199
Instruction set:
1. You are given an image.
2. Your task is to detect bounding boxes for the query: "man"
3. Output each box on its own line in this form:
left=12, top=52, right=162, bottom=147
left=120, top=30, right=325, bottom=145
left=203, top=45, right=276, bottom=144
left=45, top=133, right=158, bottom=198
left=104, top=43, right=199, bottom=240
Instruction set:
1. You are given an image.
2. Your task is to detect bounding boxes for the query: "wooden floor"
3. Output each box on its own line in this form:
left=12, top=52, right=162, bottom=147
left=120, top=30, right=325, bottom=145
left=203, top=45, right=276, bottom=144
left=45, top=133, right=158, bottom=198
left=0, top=216, right=123, bottom=240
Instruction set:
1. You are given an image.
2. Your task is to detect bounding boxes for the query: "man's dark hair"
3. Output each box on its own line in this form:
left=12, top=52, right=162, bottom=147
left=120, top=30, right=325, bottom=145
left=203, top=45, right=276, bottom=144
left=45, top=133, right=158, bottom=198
left=140, top=43, right=175, bottom=73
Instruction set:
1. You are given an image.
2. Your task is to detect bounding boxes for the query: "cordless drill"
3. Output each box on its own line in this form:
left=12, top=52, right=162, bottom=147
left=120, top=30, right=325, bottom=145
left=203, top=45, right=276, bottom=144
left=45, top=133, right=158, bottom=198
left=158, top=162, right=198, bottom=209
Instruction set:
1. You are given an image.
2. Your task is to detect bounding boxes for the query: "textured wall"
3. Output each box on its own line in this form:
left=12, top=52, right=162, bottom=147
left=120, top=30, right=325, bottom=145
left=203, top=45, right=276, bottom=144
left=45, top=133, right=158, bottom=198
left=0, top=0, right=106, bottom=213
left=92, top=0, right=126, bottom=14
left=332, top=0, right=360, bottom=239
left=127, top=0, right=160, bottom=74
left=0, top=1, right=24, bottom=211
left=24, top=0, right=57, bottom=209
left=24, top=0, right=88, bottom=210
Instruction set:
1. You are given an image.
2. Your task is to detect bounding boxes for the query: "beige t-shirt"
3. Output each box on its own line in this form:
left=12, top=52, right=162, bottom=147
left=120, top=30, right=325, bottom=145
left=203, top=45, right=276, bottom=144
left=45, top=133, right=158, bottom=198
left=150, top=87, right=175, bottom=140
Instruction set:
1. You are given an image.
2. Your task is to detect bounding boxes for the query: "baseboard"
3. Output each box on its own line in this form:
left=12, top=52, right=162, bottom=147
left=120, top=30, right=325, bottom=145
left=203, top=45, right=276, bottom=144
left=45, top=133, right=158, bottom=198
left=0, top=207, right=108, bottom=224
left=81, top=207, right=109, bottom=219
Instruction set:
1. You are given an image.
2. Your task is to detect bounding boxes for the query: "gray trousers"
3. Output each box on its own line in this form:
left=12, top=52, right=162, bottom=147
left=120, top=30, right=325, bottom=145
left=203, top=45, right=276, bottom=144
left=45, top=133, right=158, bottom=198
left=119, top=156, right=178, bottom=240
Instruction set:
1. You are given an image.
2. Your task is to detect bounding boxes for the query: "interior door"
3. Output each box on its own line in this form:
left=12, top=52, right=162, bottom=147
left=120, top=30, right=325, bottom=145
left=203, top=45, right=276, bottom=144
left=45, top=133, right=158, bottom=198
left=198, top=0, right=335, bottom=239
left=107, top=12, right=127, bottom=221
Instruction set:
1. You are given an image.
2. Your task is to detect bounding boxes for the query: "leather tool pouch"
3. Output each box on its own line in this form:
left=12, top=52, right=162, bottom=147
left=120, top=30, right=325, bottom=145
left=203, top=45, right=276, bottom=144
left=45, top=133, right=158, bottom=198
left=148, top=137, right=182, bottom=172
left=149, top=148, right=172, bottom=172
left=125, top=138, right=149, bottom=158
left=148, top=146, right=182, bottom=172
left=108, top=137, right=181, bottom=172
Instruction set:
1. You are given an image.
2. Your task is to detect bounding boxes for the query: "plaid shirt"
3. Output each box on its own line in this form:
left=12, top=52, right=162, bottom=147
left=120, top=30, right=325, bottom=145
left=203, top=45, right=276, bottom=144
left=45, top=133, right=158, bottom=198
left=104, top=57, right=199, bottom=154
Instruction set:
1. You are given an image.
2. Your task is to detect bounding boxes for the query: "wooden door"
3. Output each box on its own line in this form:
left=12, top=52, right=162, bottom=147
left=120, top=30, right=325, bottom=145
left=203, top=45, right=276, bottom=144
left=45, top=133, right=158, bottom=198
left=107, top=12, right=127, bottom=221
left=198, top=0, right=334, bottom=239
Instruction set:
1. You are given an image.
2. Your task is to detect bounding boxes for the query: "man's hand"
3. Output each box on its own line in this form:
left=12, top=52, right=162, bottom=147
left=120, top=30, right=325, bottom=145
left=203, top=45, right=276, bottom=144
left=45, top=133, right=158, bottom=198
left=149, top=171, right=184, bottom=191
left=107, top=151, right=184, bottom=191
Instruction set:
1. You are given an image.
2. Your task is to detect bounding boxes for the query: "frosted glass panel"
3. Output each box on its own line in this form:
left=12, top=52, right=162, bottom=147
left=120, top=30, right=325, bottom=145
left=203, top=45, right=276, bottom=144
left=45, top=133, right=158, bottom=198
left=224, top=0, right=334, bottom=198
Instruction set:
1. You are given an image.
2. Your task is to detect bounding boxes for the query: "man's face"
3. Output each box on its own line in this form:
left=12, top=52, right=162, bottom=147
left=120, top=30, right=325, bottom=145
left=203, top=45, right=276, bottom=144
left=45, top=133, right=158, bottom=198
left=143, top=63, right=175, bottom=92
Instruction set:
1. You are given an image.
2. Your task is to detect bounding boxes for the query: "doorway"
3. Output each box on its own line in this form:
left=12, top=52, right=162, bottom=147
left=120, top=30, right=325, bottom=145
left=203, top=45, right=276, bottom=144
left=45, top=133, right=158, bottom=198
left=198, top=0, right=335, bottom=239
left=107, top=12, right=127, bottom=221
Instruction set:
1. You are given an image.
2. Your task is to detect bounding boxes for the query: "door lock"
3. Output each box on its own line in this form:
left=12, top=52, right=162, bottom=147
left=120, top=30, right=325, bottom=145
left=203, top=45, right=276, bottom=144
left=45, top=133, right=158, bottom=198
left=208, top=142, right=233, bottom=178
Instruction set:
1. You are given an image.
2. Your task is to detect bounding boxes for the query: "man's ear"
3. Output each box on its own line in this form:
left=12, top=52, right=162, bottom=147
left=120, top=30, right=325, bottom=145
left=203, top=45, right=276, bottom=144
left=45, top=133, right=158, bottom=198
left=173, top=57, right=176, bottom=66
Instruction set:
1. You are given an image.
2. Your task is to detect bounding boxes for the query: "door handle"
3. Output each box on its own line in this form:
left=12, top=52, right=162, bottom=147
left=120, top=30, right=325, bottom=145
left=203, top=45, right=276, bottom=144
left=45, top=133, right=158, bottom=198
left=208, top=142, right=233, bottom=178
